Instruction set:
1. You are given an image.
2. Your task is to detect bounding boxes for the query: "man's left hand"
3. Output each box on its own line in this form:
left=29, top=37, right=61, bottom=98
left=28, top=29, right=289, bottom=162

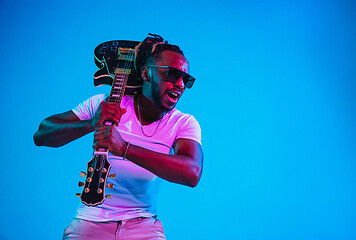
left=93, top=125, right=126, bottom=156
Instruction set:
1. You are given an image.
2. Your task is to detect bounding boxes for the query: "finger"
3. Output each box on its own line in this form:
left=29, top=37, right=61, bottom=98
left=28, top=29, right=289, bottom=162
left=94, top=126, right=109, bottom=133
left=93, top=133, right=105, bottom=142
left=101, top=114, right=119, bottom=123
left=101, top=110, right=126, bottom=126
left=100, top=111, right=123, bottom=125
left=102, top=102, right=121, bottom=114
left=99, top=103, right=127, bottom=126
left=93, top=139, right=108, bottom=150
left=102, top=103, right=126, bottom=116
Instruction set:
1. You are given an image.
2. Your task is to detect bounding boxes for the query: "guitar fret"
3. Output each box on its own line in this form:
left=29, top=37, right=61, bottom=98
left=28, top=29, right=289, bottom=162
left=112, top=89, right=122, bottom=92
left=109, top=72, right=128, bottom=103
left=94, top=151, right=108, bottom=155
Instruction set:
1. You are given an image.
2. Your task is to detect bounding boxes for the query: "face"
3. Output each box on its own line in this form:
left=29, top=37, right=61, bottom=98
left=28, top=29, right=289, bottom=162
left=143, top=50, right=189, bottom=112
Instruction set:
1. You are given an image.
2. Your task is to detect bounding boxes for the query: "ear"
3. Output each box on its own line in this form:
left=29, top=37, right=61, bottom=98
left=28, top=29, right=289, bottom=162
left=141, top=67, right=150, bottom=83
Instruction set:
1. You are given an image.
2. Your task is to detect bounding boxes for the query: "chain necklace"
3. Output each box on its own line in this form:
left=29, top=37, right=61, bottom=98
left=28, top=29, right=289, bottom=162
left=137, top=97, right=166, bottom=137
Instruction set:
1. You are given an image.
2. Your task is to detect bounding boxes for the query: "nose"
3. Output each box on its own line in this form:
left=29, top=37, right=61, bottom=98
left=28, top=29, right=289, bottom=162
left=173, top=76, right=185, bottom=89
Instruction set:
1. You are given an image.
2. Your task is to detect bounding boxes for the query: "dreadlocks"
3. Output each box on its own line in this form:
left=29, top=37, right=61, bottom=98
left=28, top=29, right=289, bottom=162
left=135, top=33, right=184, bottom=81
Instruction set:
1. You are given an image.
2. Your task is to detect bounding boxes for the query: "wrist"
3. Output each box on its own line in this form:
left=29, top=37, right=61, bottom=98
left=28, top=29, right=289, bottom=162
left=86, top=119, right=96, bottom=132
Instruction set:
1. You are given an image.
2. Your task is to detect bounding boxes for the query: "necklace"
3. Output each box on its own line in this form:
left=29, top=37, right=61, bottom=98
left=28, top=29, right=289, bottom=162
left=137, top=97, right=166, bottom=137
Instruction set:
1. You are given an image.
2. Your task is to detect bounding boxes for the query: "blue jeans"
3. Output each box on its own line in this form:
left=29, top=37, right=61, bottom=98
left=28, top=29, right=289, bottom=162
left=63, top=217, right=166, bottom=240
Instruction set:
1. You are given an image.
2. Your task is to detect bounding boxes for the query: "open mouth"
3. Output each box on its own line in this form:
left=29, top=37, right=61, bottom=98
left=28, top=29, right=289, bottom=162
left=167, top=92, right=179, bottom=101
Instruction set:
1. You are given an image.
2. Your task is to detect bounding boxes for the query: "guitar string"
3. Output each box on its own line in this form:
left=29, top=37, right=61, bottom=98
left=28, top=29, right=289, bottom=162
left=98, top=154, right=104, bottom=193
left=116, top=48, right=133, bottom=103
left=111, top=47, right=133, bottom=103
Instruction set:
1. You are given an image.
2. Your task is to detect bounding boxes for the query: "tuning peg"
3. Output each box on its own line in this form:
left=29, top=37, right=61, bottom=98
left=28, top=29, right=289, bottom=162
left=106, top=183, right=114, bottom=189
left=78, top=181, right=85, bottom=187
left=108, top=174, right=116, bottom=179
left=105, top=194, right=112, bottom=199
left=76, top=193, right=81, bottom=197
left=97, top=189, right=103, bottom=194
left=80, top=171, right=86, bottom=177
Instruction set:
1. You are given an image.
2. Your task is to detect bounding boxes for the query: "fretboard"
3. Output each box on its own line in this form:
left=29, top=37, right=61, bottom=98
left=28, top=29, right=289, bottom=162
left=107, top=68, right=131, bottom=104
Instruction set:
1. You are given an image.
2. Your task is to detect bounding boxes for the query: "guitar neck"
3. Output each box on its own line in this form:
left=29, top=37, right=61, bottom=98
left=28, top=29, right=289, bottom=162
left=96, top=69, right=131, bottom=153
left=107, top=68, right=131, bottom=104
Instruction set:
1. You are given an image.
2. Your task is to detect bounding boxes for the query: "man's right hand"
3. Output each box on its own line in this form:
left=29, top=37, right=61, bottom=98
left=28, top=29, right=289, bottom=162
left=90, top=102, right=127, bottom=130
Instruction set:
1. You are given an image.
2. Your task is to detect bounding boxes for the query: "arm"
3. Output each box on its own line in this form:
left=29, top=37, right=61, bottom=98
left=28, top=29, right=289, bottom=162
left=93, top=125, right=204, bottom=187
left=33, top=111, right=94, bottom=147
left=33, top=102, right=125, bottom=147
left=126, top=138, right=204, bottom=187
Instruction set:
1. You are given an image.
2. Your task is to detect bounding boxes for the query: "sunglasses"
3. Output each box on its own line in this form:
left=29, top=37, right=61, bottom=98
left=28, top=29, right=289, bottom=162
left=146, top=65, right=195, bottom=89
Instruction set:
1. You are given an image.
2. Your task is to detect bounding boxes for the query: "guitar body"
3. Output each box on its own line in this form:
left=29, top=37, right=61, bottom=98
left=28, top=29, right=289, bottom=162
left=94, top=40, right=142, bottom=96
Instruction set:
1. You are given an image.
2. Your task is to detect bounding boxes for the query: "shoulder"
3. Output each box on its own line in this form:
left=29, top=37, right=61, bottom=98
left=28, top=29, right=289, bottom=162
left=166, top=108, right=202, bottom=144
left=72, top=94, right=107, bottom=120
left=91, top=94, right=107, bottom=103
left=167, top=108, right=200, bottom=126
left=78, top=94, right=107, bottom=106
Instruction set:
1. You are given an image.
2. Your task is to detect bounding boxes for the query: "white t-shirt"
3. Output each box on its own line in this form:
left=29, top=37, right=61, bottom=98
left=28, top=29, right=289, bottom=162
left=72, top=94, right=201, bottom=222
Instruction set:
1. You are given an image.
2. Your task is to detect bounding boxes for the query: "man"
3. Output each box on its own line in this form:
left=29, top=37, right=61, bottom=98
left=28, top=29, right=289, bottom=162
left=33, top=34, right=203, bottom=239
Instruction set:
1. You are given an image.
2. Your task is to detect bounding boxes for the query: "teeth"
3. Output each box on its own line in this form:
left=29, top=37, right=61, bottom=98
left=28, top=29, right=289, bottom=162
left=168, top=92, right=178, bottom=98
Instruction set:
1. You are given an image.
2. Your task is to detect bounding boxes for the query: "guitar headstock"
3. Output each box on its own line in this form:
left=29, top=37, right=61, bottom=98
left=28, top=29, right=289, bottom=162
left=93, top=40, right=142, bottom=96
left=77, top=153, right=115, bottom=206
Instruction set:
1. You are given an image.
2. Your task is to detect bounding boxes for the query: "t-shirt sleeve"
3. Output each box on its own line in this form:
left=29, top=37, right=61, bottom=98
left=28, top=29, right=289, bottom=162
left=176, top=115, right=202, bottom=145
left=72, top=94, right=106, bottom=120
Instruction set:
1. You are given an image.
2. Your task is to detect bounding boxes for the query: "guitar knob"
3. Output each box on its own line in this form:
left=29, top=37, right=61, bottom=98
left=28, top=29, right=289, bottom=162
left=111, top=45, right=118, bottom=53
left=99, top=48, right=107, bottom=55
left=78, top=181, right=85, bottom=187
left=106, top=183, right=114, bottom=189
left=105, top=195, right=112, bottom=199
left=108, top=174, right=116, bottom=179
left=80, top=171, right=86, bottom=177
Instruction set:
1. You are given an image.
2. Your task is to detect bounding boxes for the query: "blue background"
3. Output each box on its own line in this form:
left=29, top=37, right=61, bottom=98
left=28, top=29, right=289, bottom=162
left=1, top=0, right=355, bottom=239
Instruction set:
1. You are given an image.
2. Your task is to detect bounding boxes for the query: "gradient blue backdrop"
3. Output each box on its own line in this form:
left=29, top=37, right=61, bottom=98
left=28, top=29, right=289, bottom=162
left=1, top=0, right=355, bottom=239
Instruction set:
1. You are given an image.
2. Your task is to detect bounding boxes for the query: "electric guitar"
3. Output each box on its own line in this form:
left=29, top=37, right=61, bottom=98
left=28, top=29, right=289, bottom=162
left=77, top=40, right=140, bottom=206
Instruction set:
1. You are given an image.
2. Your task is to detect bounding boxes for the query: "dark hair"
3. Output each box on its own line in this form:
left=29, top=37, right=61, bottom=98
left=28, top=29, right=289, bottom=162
left=135, top=33, right=184, bottom=80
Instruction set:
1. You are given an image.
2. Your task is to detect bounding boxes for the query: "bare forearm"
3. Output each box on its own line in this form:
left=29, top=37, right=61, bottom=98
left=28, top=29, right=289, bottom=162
left=34, top=112, right=94, bottom=147
left=123, top=143, right=202, bottom=187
